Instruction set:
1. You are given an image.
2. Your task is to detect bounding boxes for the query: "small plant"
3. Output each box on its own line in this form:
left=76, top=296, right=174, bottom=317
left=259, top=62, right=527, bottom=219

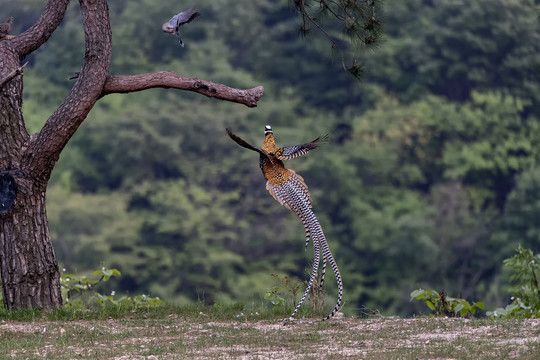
left=61, top=267, right=121, bottom=307
left=486, top=297, right=536, bottom=319
left=264, top=271, right=328, bottom=316
left=264, top=274, right=301, bottom=308
left=487, top=245, right=540, bottom=319
left=410, top=289, right=484, bottom=318
left=264, top=274, right=303, bottom=311
left=264, top=286, right=285, bottom=307
left=94, top=293, right=163, bottom=308
left=61, top=267, right=162, bottom=309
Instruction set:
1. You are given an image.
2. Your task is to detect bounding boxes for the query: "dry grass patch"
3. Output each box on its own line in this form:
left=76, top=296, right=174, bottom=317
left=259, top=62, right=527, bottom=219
left=1, top=315, right=540, bottom=359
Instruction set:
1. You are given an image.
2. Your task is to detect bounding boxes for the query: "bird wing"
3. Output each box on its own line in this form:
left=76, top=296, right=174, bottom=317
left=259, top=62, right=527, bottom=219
left=277, top=133, right=329, bottom=160
left=174, top=7, right=200, bottom=27
left=226, top=128, right=268, bottom=158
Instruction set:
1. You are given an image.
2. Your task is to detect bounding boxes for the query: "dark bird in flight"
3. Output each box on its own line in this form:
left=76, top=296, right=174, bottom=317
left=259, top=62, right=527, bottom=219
left=0, top=17, right=14, bottom=40
left=162, top=7, right=200, bottom=47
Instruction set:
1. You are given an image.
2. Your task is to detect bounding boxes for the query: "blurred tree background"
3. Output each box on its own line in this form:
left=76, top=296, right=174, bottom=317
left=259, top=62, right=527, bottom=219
left=6, top=0, right=540, bottom=316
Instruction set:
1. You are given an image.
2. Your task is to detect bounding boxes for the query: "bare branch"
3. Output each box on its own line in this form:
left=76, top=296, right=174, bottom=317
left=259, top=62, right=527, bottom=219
left=12, top=0, right=70, bottom=57
left=101, top=72, right=264, bottom=108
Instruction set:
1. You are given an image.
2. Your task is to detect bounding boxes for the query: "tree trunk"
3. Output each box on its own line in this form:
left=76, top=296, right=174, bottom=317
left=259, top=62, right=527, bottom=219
left=0, top=39, right=61, bottom=309
left=0, top=187, right=62, bottom=309
left=0, top=0, right=108, bottom=310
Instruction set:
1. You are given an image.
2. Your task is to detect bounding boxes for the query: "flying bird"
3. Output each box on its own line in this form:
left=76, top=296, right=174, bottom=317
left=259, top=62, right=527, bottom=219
left=162, top=7, right=200, bottom=47
left=226, top=126, right=342, bottom=322
left=0, top=17, right=14, bottom=40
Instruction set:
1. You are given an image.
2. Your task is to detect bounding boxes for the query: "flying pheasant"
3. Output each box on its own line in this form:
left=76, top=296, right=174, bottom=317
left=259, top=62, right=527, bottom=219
left=226, top=126, right=342, bottom=321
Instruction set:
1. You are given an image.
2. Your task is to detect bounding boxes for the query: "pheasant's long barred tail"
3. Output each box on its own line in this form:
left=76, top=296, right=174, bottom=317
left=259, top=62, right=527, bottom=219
left=267, top=171, right=342, bottom=321
left=267, top=174, right=321, bottom=320
left=268, top=174, right=328, bottom=292
left=267, top=171, right=311, bottom=236
left=302, top=193, right=342, bottom=321
left=318, top=227, right=343, bottom=320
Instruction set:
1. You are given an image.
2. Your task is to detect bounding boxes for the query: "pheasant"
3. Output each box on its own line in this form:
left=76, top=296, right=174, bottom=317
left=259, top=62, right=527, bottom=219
left=226, top=125, right=342, bottom=321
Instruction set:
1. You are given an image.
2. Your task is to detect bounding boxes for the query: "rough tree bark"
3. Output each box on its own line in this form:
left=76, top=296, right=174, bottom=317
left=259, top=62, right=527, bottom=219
left=0, top=0, right=263, bottom=310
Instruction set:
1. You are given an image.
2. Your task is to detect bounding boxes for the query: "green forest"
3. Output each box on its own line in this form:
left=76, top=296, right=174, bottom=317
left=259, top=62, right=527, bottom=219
left=5, top=0, right=540, bottom=317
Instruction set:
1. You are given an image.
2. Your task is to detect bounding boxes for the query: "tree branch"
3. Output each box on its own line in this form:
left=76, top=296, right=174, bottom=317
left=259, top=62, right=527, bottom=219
left=101, top=72, right=264, bottom=108
left=12, top=0, right=70, bottom=57
left=23, top=0, right=112, bottom=180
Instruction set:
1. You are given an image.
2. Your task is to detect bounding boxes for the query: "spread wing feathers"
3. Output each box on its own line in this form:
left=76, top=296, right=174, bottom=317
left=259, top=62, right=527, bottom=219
left=171, top=7, right=200, bottom=28
left=226, top=128, right=268, bottom=158
left=278, top=133, right=329, bottom=160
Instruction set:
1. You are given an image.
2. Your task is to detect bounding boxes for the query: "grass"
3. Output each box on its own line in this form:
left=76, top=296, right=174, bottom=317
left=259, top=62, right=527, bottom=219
left=1, top=304, right=540, bottom=359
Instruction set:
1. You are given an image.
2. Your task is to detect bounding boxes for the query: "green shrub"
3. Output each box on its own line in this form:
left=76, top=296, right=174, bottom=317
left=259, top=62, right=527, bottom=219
left=487, top=245, right=540, bottom=319
left=410, top=289, right=484, bottom=318
left=61, top=267, right=162, bottom=309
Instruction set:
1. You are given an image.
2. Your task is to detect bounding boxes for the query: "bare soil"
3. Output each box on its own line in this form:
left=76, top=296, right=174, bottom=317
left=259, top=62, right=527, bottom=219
left=2, top=315, right=540, bottom=359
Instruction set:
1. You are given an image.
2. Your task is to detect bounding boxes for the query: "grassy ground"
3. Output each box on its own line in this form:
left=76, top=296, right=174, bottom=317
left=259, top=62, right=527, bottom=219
left=1, top=304, right=539, bottom=359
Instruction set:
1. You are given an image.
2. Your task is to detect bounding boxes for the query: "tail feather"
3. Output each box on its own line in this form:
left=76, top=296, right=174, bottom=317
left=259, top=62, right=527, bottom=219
left=303, top=200, right=342, bottom=320
left=267, top=170, right=342, bottom=321
left=267, top=170, right=312, bottom=247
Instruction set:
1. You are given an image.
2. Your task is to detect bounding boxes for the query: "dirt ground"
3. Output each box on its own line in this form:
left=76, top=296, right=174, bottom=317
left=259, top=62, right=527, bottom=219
left=2, top=315, right=540, bottom=359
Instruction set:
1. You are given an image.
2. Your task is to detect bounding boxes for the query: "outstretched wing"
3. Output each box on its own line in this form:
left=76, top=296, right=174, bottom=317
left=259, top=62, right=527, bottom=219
left=226, top=128, right=268, bottom=157
left=277, top=133, right=329, bottom=160
left=163, top=8, right=200, bottom=33
left=174, top=7, right=200, bottom=28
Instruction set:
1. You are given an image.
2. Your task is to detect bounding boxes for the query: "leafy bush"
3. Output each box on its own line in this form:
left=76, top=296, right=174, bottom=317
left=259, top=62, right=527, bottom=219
left=410, top=289, right=484, bottom=318
left=487, top=245, right=540, bottom=319
left=486, top=297, right=536, bottom=319
left=61, top=267, right=162, bottom=309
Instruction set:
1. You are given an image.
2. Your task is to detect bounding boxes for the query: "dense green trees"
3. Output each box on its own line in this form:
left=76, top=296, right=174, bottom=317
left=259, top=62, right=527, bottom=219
left=7, top=0, right=540, bottom=315
left=370, top=0, right=540, bottom=104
